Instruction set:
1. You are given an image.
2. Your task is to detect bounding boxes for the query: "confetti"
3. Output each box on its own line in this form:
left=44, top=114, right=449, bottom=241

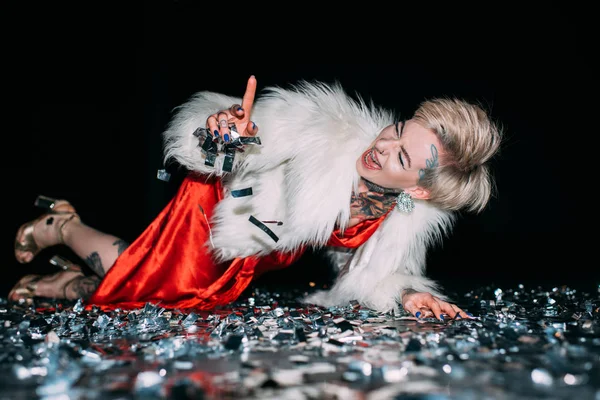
left=0, top=283, right=598, bottom=398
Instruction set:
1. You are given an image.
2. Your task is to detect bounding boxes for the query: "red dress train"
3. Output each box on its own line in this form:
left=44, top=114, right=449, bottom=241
left=87, top=174, right=386, bottom=310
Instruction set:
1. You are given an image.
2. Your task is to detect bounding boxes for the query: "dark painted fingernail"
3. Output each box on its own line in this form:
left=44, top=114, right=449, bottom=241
left=252, top=122, right=256, bottom=129
left=415, top=312, right=421, bottom=318
left=214, top=130, right=219, bottom=138
left=237, top=107, right=243, bottom=111
left=466, top=312, right=474, bottom=317
left=224, top=133, right=230, bottom=142
left=455, top=313, right=462, bottom=319
left=440, top=315, right=445, bottom=321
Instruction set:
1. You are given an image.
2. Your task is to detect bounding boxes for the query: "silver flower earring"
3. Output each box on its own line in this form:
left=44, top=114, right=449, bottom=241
left=396, top=191, right=415, bottom=213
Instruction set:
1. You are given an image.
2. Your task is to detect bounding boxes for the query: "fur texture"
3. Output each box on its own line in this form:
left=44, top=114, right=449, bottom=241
left=163, top=81, right=456, bottom=313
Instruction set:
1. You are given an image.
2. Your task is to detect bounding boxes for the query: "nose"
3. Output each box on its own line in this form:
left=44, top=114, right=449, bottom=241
left=375, top=137, right=401, bottom=154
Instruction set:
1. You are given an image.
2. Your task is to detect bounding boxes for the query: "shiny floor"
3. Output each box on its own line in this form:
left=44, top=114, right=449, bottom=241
left=1, top=282, right=598, bottom=399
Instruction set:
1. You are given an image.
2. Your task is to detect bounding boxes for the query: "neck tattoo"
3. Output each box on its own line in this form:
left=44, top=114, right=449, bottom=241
left=362, top=179, right=401, bottom=195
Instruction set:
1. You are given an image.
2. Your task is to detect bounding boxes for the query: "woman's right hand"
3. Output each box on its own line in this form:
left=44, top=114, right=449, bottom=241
left=206, top=75, right=259, bottom=142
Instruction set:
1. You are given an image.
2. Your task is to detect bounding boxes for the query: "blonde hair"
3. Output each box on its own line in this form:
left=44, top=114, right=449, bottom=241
left=412, top=98, right=502, bottom=213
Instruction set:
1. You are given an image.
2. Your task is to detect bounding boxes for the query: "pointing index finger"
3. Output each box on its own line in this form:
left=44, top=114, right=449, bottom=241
left=241, top=75, right=257, bottom=116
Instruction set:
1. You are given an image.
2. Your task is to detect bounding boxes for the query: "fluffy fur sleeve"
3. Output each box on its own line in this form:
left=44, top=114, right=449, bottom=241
left=303, top=201, right=456, bottom=313
left=162, top=91, right=246, bottom=176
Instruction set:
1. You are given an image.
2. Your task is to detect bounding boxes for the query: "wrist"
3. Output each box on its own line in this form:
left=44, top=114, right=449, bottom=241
left=401, top=288, right=417, bottom=301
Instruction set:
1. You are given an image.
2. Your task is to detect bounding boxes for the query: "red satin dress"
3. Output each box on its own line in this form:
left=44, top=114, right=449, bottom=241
left=87, top=174, right=387, bottom=311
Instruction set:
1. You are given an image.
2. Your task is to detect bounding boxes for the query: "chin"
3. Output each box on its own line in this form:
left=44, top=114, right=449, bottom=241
left=356, top=162, right=370, bottom=179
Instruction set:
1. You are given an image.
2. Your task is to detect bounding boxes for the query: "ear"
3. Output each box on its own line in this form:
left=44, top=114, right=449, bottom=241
left=404, top=186, right=431, bottom=200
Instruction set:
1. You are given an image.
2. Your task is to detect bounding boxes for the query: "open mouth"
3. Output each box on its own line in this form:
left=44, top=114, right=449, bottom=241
left=362, top=148, right=381, bottom=170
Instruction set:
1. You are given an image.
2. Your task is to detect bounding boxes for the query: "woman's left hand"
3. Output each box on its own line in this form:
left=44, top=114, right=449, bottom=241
left=401, top=290, right=474, bottom=321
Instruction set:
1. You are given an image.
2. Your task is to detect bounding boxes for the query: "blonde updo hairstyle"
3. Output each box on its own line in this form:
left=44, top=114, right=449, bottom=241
left=412, top=98, right=502, bottom=213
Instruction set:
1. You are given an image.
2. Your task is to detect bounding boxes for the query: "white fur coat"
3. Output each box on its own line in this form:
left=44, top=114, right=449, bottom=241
left=162, top=81, right=456, bottom=313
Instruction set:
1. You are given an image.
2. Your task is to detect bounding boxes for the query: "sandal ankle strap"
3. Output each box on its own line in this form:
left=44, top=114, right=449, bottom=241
left=57, top=214, right=79, bottom=245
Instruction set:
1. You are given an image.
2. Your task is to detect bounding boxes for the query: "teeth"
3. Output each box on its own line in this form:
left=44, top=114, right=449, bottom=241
left=364, top=149, right=379, bottom=169
left=370, top=150, right=378, bottom=166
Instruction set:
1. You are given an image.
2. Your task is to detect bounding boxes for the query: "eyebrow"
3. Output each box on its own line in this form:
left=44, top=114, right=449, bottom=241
left=395, top=120, right=412, bottom=169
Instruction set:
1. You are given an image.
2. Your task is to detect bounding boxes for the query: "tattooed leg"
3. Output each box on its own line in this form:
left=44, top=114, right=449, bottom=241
left=113, top=239, right=129, bottom=256
left=84, top=238, right=130, bottom=277
left=61, top=219, right=130, bottom=276
left=9, top=267, right=94, bottom=301
left=64, top=275, right=101, bottom=300
left=85, top=252, right=105, bottom=277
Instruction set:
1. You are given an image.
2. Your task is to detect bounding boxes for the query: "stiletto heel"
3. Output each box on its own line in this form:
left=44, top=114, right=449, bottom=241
left=49, top=254, right=76, bottom=270
left=14, top=195, right=79, bottom=264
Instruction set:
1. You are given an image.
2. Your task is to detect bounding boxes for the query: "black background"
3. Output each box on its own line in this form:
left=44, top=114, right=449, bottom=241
left=3, top=4, right=597, bottom=298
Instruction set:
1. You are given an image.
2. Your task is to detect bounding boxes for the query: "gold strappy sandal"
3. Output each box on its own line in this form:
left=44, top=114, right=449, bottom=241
left=8, top=255, right=84, bottom=302
left=14, top=195, right=80, bottom=264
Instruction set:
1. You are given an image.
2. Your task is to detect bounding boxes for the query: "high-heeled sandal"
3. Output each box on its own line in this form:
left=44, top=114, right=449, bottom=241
left=14, top=195, right=80, bottom=264
left=8, top=255, right=85, bottom=302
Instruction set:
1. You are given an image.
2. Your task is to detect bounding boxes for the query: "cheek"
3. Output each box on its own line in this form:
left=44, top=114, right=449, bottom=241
left=391, top=174, right=408, bottom=186
left=390, top=171, right=418, bottom=187
left=378, top=171, right=403, bottom=186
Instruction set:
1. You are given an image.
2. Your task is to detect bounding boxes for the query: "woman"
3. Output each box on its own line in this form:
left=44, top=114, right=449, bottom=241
left=11, top=76, right=502, bottom=320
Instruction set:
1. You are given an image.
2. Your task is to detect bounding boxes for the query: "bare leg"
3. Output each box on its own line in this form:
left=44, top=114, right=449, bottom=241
left=64, top=275, right=103, bottom=299
left=9, top=265, right=102, bottom=302
left=15, top=208, right=128, bottom=277
left=61, top=220, right=129, bottom=277
left=12, top=202, right=128, bottom=301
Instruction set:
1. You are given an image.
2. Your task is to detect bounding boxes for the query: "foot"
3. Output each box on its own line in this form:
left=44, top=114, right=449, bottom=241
left=14, top=200, right=80, bottom=264
left=8, top=264, right=99, bottom=302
